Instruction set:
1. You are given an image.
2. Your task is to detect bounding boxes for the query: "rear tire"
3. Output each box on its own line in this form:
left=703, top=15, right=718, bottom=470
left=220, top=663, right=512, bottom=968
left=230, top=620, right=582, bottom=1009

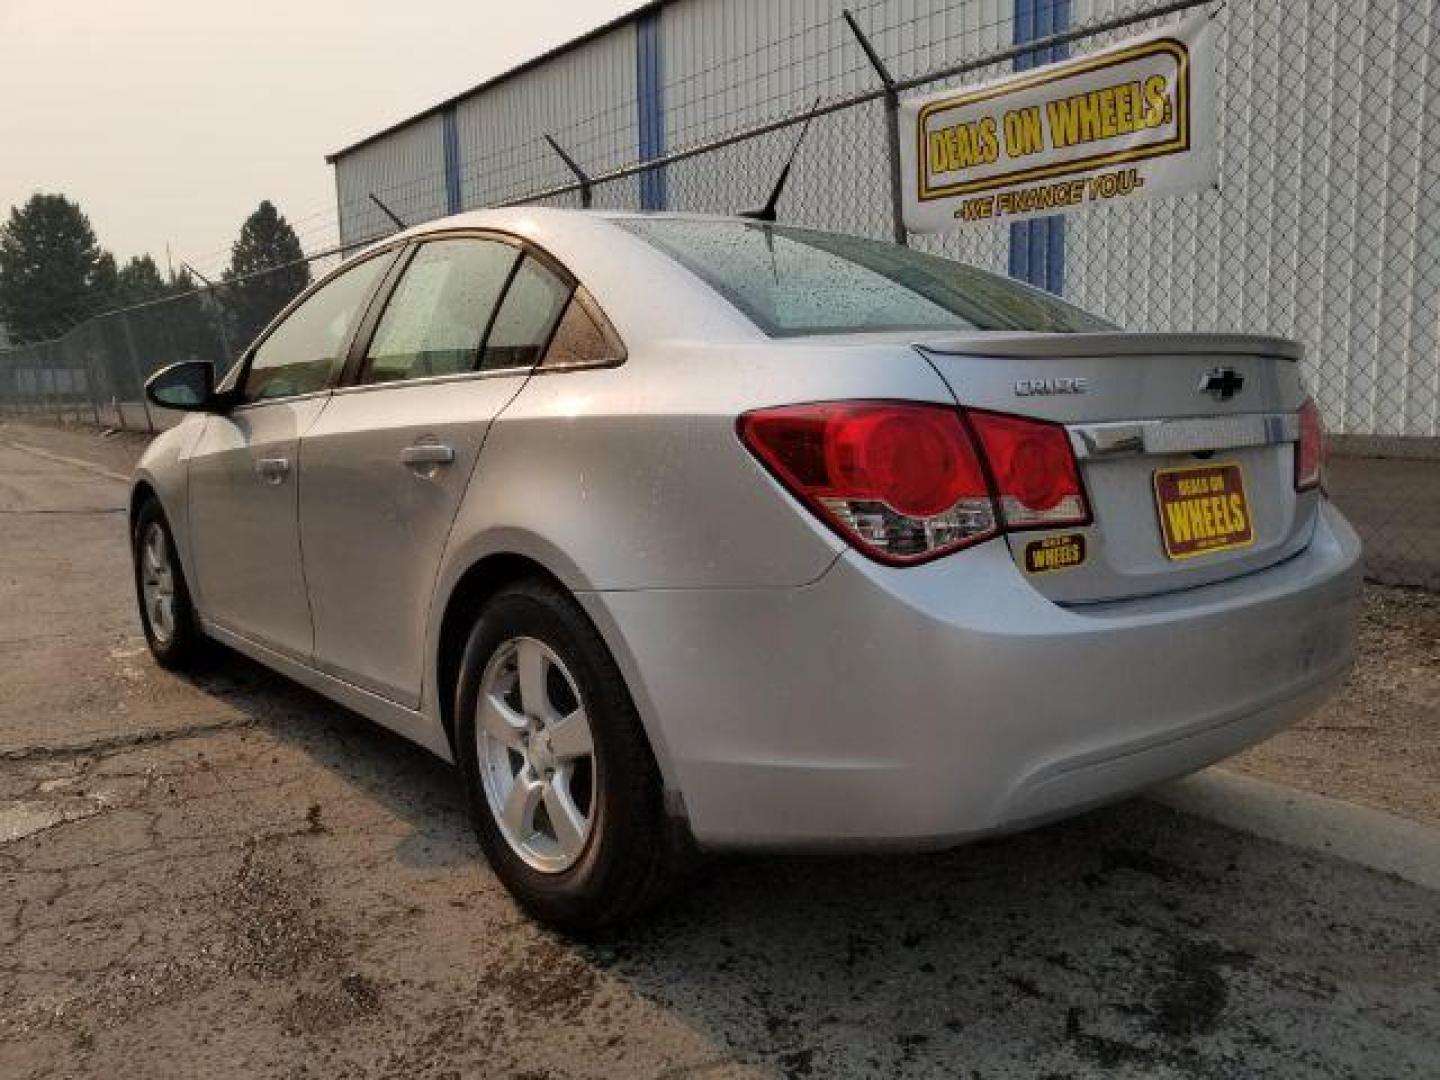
left=132, top=497, right=204, bottom=670
left=455, top=579, right=689, bottom=930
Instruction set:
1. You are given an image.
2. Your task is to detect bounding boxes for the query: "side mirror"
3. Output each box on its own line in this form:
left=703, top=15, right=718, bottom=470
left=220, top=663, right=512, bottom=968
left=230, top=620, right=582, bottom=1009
left=145, top=360, right=221, bottom=413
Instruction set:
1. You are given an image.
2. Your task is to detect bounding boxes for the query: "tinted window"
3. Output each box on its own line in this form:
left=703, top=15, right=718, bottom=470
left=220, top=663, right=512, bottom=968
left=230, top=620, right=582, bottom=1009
left=480, top=255, right=572, bottom=371
left=540, top=288, right=625, bottom=369
left=243, top=253, right=389, bottom=401
left=617, top=218, right=1113, bottom=336
left=363, top=238, right=519, bottom=384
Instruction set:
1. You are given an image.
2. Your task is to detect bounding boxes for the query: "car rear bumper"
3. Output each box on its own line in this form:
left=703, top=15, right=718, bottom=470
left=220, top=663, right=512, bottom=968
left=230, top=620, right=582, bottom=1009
left=585, top=502, right=1363, bottom=849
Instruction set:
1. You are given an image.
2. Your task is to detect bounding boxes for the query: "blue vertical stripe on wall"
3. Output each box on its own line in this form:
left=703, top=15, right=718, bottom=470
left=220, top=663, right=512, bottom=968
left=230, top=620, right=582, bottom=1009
left=1009, top=0, right=1068, bottom=294
left=637, top=11, right=667, bottom=210
left=442, top=106, right=462, bottom=215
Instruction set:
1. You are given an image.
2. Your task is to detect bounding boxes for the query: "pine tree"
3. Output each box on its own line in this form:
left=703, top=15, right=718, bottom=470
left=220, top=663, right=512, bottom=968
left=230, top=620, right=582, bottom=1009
left=115, top=255, right=171, bottom=307
left=223, top=201, right=311, bottom=347
left=0, top=194, right=109, bottom=342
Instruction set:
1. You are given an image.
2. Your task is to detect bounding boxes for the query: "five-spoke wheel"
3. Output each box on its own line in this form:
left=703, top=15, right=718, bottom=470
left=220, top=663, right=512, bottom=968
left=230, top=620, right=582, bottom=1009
left=139, top=521, right=177, bottom=647
left=476, top=637, right=597, bottom=873
left=456, top=579, right=689, bottom=930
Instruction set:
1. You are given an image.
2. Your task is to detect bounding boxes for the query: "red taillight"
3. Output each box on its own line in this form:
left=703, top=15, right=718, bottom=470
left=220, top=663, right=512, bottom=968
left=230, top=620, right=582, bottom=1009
left=738, top=401, right=1090, bottom=565
left=738, top=402, right=996, bottom=564
left=968, top=409, right=1090, bottom=529
left=1295, top=397, right=1325, bottom=491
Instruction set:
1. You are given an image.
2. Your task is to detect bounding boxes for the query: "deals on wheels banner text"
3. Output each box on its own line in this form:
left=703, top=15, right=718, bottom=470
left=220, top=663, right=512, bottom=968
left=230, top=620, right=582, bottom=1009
left=900, top=14, right=1217, bottom=233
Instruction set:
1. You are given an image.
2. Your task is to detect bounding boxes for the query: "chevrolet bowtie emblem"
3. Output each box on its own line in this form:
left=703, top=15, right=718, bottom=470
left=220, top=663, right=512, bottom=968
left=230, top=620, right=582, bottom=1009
left=1199, top=366, right=1244, bottom=401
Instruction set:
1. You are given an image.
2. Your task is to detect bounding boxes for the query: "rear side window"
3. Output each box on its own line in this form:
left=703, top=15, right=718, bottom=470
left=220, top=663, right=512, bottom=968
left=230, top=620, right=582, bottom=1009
left=616, top=219, right=1113, bottom=337
left=480, top=256, right=572, bottom=371
left=541, top=288, right=625, bottom=369
left=362, top=238, right=518, bottom=384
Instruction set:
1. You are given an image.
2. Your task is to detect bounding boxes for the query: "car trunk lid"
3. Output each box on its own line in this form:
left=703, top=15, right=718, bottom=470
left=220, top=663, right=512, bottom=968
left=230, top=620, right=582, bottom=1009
left=914, top=332, right=1319, bottom=603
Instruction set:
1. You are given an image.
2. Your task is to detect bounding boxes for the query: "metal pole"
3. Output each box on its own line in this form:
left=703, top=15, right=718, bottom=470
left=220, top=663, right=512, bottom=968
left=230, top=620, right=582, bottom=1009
left=182, top=263, right=236, bottom=370
left=82, top=328, right=103, bottom=428
left=45, top=342, right=61, bottom=423
left=120, top=314, right=156, bottom=434
left=543, top=135, right=594, bottom=208
left=843, top=10, right=907, bottom=246
left=368, top=193, right=406, bottom=231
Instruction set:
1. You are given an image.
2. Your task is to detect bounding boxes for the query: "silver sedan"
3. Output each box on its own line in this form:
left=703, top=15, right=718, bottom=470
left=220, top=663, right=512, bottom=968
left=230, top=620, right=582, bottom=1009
left=132, top=209, right=1362, bottom=928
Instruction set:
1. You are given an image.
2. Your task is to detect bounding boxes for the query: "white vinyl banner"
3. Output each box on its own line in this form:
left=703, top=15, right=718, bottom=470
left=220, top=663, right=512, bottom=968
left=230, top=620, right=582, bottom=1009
left=900, top=14, right=1217, bottom=233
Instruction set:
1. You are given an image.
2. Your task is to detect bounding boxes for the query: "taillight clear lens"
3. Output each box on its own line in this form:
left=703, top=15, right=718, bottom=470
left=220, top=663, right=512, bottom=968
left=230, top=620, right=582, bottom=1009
left=968, top=409, right=1090, bottom=529
left=737, top=402, right=998, bottom=564
left=1296, top=397, right=1325, bottom=490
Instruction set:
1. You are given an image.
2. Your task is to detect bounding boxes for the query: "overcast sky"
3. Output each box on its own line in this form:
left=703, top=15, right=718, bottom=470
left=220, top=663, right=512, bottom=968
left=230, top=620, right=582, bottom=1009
left=0, top=0, right=642, bottom=277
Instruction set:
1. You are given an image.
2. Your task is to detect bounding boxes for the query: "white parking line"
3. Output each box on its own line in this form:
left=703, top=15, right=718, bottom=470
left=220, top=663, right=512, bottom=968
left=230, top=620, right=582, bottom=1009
left=0, top=440, right=131, bottom=483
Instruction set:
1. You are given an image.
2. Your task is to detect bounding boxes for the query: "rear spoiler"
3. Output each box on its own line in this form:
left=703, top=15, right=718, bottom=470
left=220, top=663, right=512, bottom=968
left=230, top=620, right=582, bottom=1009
left=914, top=332, right=1303, bottom=362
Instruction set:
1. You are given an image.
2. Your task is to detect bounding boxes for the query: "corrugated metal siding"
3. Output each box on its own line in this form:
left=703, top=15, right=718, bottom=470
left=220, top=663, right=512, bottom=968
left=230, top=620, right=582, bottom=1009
left=1062, top=0, right=1440, bottom=436
left=334, top=113, right=448, bottom=248
left=328, top=0, right=1436, bottom=435
left=455, top=27, right=640, bottom=212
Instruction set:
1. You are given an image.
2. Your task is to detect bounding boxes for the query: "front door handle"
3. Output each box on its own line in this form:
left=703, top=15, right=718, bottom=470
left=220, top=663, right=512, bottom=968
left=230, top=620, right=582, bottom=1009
left=400, top=443, right=455, bottom=468
left=255, top=456, right=290, bottom=484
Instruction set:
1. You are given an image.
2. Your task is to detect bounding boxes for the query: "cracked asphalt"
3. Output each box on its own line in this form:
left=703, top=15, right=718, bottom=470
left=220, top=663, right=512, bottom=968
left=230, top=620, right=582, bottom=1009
left=1, top=429, right=1437, bottom=1079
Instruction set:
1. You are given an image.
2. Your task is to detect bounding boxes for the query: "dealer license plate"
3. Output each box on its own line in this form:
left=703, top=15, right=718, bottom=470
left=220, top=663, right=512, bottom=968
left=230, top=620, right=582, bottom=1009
left=1153, top=462, right=1254, bottom=560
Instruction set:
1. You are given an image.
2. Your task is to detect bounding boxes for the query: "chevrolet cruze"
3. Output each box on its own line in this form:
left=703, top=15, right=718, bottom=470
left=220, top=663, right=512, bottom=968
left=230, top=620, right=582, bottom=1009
left=131, top=209, right=1362, bottom=928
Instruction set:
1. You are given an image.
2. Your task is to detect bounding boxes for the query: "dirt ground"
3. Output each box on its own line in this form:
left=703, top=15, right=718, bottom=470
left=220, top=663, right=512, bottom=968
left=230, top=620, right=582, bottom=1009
left=1233, top=585, right=1440, bottom=826
left=1, top=420, right=1437, bottom=1079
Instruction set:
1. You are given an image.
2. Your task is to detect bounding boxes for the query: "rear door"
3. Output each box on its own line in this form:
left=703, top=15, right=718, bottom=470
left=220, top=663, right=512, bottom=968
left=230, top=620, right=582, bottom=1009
left=298, top=234, right=575, bottom=706
left=187, top=250, right=394, bottom=657
left=916, top=332, right=1318, bottom=603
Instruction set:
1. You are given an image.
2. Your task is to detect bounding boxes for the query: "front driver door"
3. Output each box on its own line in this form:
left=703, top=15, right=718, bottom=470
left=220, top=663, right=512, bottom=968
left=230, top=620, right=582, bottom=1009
left=186, top=251, right=393, bottom=659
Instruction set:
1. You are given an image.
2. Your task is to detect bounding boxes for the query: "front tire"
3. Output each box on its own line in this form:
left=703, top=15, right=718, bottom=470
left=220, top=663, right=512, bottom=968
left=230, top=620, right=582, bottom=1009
left=455, top=579, right=688, bottom=930
left=132, top=497, right=203, bottom=670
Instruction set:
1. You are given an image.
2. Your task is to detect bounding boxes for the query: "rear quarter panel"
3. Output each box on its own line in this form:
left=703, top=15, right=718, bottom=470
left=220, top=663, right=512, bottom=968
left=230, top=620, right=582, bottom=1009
left=437, top=339, right=961, bottom=593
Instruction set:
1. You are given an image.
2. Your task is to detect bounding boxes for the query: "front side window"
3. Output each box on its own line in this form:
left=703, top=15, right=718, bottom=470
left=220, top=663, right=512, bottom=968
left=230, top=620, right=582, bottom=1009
left=242, top=253, right=390, bottom=402
left=362, top=238, right=520, bottom=384
left=616, top=218, right=1113, bottom=337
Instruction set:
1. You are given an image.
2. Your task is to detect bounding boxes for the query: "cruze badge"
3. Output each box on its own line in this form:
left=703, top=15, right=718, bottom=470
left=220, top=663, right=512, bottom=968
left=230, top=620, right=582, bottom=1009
left=1015, top=376, right=1088, bottom=397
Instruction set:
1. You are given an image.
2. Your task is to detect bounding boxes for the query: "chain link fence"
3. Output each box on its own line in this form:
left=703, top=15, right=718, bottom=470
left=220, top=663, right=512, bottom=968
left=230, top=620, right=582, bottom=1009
left=2, top=0, right=1435, bottom=588
left=0, top=246, right=363, bottom=432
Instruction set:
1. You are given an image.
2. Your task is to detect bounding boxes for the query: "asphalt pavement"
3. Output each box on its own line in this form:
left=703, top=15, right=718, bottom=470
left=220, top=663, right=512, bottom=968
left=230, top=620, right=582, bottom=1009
left=1, top=434, right=1437, bottom=1079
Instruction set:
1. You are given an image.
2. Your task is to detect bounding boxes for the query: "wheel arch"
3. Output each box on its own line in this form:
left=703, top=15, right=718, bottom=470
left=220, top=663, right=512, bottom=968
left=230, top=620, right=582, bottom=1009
left=129, top=479, right=159, bottom=533
left=429, top=546, right=680, bottom=795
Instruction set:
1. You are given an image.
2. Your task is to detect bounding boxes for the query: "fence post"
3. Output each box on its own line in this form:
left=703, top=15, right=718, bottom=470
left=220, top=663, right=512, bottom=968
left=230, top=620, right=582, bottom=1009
left=843, top=10, right=908, bottom=246
left=119, top=314, right=156, bottom=434
left=45, top=342, right=61, bottom=423
left=82, top=328, right=103, bottom=428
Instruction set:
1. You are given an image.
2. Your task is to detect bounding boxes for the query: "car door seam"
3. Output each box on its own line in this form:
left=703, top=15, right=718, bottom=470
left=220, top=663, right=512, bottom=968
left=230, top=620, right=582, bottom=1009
left=293, top=393, right=337, bottom=662
left=415, top=367, right=542, bottom=715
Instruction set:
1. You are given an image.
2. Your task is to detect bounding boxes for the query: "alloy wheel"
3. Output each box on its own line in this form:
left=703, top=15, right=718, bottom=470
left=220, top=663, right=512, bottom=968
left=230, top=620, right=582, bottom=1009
left=475, top=636, right=597, bottom=873
left=139, top=522, right=176, bottom=647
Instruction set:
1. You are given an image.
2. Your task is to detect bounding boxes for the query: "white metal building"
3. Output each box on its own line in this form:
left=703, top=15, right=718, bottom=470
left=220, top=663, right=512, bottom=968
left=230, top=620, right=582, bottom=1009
left=328, top=0, right=1439, bottom=439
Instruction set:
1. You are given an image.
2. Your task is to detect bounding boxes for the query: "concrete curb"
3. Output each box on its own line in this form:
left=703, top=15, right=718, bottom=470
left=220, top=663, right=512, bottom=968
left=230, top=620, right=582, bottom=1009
left=1151, top=768, right=1440, bottom=892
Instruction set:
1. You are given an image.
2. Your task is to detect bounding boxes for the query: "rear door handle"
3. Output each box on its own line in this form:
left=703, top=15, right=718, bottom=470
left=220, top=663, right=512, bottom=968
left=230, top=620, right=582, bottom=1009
left=399, top=443, right=455, bottom=468
left=255, top=456, right=290, bottom=483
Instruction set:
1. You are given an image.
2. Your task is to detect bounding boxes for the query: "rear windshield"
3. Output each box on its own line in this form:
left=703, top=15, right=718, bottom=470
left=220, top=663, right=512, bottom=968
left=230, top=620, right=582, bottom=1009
left=616, top=218, right=1113, bottom=337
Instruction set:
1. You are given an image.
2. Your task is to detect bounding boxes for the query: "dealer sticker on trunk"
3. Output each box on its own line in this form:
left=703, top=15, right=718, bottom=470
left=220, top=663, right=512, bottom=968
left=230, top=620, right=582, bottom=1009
left=1153, top=462, right=1254, bottom=560
left=1024, top=533, right=1087, bottom=573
